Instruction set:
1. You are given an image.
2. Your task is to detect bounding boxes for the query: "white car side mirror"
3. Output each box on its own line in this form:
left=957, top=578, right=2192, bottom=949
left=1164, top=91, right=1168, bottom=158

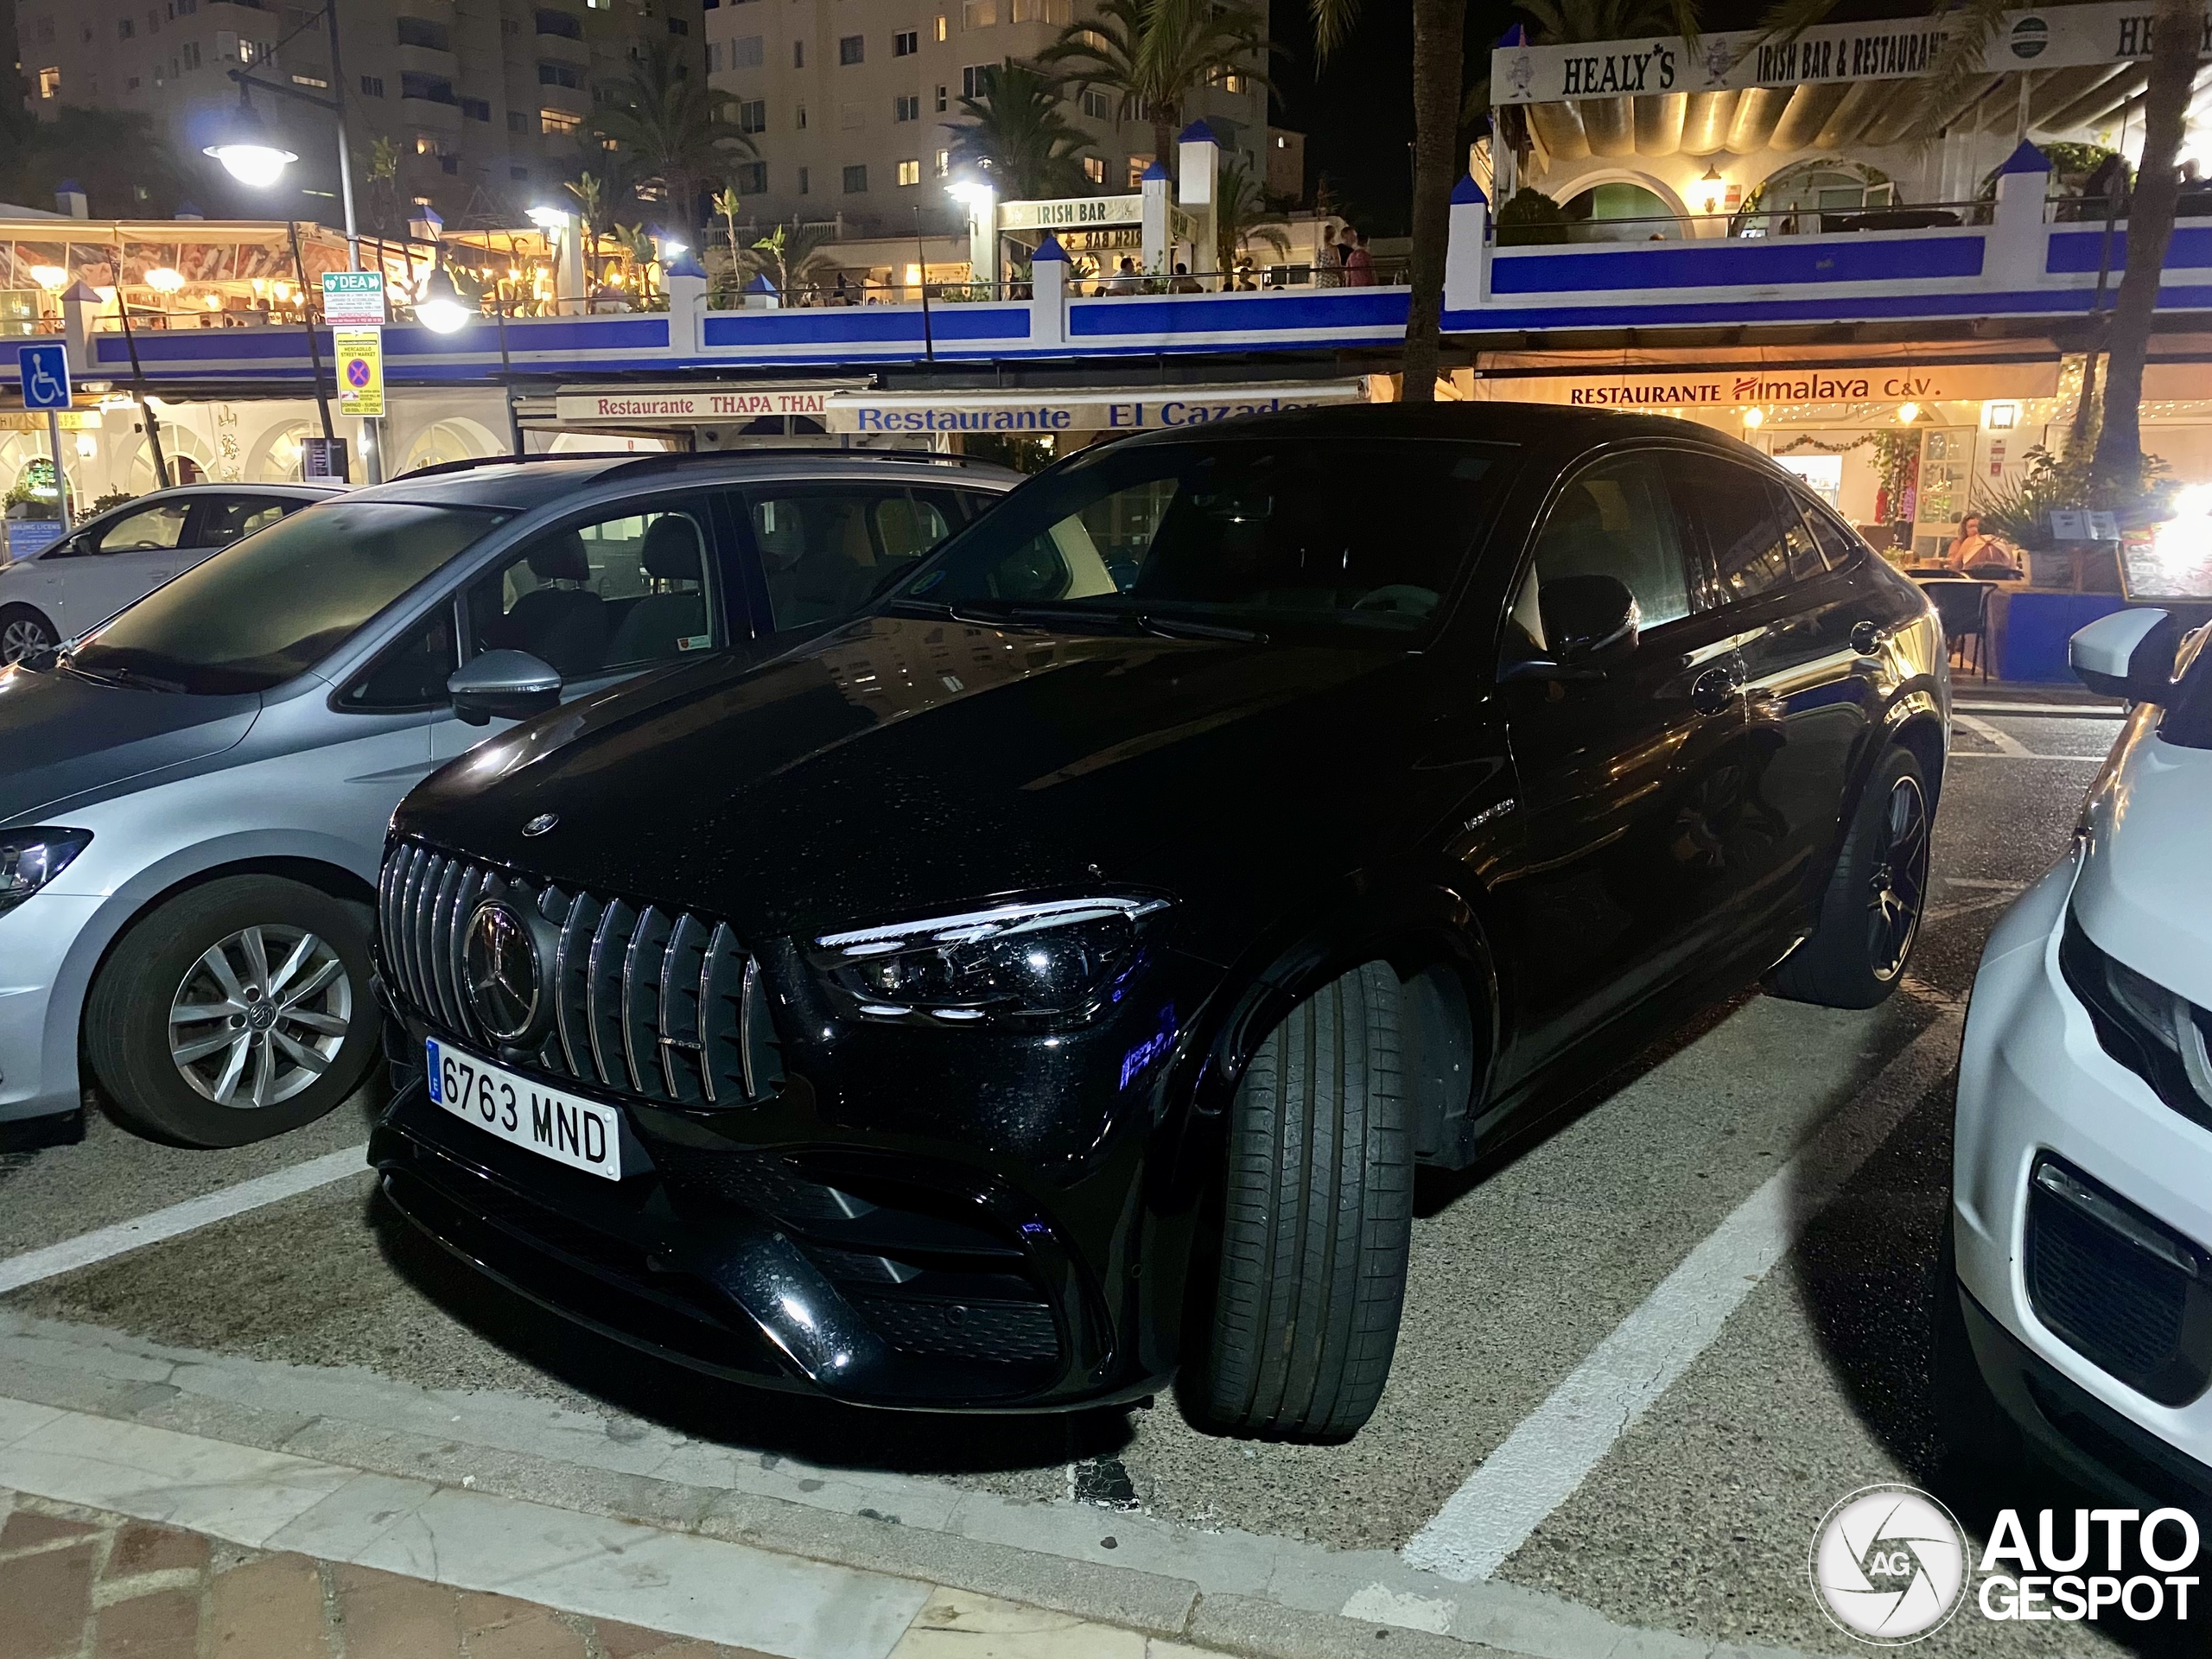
left=2071, top=609, right=2176, bottom=704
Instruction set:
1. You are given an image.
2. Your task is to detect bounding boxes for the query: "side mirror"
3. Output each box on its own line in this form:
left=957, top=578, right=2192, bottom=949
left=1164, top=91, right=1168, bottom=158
left=2070, top=608, right=2176, bottom=704
left=1541, top=575, right=1641, bottom=668
left=448, top=650, right=563, bottom=727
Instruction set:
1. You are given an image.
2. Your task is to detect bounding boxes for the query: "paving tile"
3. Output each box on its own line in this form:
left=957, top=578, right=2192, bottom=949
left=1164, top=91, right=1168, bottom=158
left=0, top=1538, right=95, bottom=1659
left=91, top=1586, right=198, bottom=1659
left=103, top=1522, right=210, bottom=1580
left=207, top=1554, right=328, bottom=1659
left=332, top=1561, right=462, bottom=1659
left=463, top=1598, right=588, bottom=1659
left=888, top=1586, right=1147, bottom=1659
left=0, top=1508, right=98, bottom=1553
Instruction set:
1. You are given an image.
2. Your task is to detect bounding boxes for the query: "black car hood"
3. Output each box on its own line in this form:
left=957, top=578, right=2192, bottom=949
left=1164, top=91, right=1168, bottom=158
left=0, top=663, right=258, bottom=823
left=397, top=614, right=1444, bottom=944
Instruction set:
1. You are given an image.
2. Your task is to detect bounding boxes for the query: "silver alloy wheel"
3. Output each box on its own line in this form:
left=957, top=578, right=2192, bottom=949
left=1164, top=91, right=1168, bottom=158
left=168, top=925, right=353, bottom=1109
left=1866, top=773, right=1930, bottom=984
left=1, top=616, right=53, bottom=663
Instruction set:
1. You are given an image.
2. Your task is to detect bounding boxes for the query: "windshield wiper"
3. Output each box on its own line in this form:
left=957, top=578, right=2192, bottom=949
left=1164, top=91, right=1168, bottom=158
left=60, top=657, right=188, bottom=694
left=1135, top=613, right=1268, bottom=644
left=946, top=601, right=1141, bottom=635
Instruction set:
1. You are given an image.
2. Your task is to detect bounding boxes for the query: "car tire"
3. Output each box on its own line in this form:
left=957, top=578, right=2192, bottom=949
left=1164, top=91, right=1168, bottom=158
left=1185, top=960, right=1414, bottom=1441
left=0, top=604, right=58, bottom=664
left=85, top=875, right=381, bottom=1147
left=1768, top=746, right=1932, bottom=1009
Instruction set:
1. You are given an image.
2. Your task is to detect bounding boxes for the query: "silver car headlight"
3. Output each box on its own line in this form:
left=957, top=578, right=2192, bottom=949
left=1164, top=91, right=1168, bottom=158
left=811, top=895, right=1167, bottom=1025
left=0, top=828, right=92, bottom=917
left=2059, top=904, right=2212, bottom=1120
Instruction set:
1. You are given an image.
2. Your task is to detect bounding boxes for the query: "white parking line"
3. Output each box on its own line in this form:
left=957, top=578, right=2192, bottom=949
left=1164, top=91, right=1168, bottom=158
left=1401, top=1007, right=1966, bottom=1583
left=0, top=1146, right=370, bottom=1295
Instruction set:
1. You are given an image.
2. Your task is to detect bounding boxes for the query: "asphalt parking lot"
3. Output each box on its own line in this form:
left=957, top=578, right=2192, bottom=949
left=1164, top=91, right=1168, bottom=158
left=0, top=696, right=2181, bottom=1658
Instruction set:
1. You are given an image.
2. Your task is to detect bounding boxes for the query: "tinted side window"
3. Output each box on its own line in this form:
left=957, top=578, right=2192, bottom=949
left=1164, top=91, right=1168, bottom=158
left=200, top=494, right=296, bottom=548
left=751, top=485, right=953, bottom=631
left=1802, top=499, right=1862, bottom=571
left=467, top=501, right=718, bottom=678
left=1775, top=484, right=1829, bottom=582
left=342, top=604, right=459, bottom=709
left=1679, top=457, right=1792, bottom=602
left=1519, top=453, right=1693, bottom=641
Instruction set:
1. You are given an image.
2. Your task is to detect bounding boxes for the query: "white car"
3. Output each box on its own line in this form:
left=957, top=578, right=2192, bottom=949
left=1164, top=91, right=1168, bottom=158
left=1948, top=607, right=2212, bottom=1504
left=0, top=483, right=345, bottom=662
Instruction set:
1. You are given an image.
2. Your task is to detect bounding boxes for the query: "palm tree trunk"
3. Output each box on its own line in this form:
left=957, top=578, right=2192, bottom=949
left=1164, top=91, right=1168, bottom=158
left=2090, top=0, right=2203, bottom=490
left=1154, top=104, right=1177, bottom=184
left=1401, top=0, right=1466, bottom=404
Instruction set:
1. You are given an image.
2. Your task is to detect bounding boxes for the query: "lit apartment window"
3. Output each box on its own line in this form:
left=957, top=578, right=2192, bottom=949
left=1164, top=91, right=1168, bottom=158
left=838, top=34, right=862, bottom=63
left=934, top=149, right=949, bottom=176
left=541, top=106, right=582, bottom=133
left=733, top=33, right=763, bottom=65
left=896, top=158, right=920, bottom=186
left=35, top=63, right=60, bottom=98
left=292, top=72, right=330, bottom=89
left=735, top=161, right=766, bottom=191
left=893, top=93, right=918, bottom=121
left=893, top=29, right=917, bottom=54
left=738, top=99, right=766, bottom=131
left=1127, top=156, right=1147, bottom=188
left=1082, top=155, right=1103, bottom=184
left=963, top=0, right=995, bottom=27
left=359, top=73, right=384, bottom=95
left=842, top=163, right=867, bottom=193
left=1082, top=87, right=1109, bottom=119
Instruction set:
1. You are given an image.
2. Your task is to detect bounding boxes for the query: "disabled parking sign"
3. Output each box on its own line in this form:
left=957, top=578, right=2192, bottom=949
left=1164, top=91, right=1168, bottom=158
left=334, top=326, right=384, bottom=419
left=16, top=343, right=71, bottom=411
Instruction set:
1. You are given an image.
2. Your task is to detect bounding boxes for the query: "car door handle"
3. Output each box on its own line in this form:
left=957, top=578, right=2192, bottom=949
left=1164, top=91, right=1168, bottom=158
left=1691, top=665, right=1742, bottom=715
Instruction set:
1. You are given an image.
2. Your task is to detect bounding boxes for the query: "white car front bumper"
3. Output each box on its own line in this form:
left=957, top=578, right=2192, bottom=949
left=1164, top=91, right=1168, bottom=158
left=1955, top=843, right=2212, bottom=1498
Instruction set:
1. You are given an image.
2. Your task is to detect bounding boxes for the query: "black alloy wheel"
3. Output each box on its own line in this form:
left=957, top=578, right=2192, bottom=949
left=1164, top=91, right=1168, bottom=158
left=1769, top=746, right=1934, bottom=1009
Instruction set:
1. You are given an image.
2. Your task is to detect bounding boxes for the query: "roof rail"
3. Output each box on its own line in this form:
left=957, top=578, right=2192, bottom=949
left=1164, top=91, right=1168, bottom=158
left=392, top=453, right=595, bottom=481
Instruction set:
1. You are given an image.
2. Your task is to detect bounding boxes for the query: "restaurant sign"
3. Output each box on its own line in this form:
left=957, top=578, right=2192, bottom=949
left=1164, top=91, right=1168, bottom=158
left=823, top=382, right=1370, bottom=434
left=554, top=387, right=836, bottom=423
left=1478, top=362, right=2061, bottom=408
left=1494, top=2, right=2212, bottom=105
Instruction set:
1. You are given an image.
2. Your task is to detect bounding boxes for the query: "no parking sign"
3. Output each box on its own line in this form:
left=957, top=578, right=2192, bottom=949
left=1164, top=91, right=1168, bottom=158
left=334, top=327, right=384, bottom=419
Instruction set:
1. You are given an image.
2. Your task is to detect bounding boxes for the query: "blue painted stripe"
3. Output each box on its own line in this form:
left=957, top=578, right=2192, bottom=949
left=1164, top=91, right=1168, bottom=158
left=1491, top=234, right=1985, bottom=296
left=1071, top=289, right=1408, bottom=336
left=1444, top=280, right=2212, bottom=332
left=2047, top=225, right=2212, bottom=274
left=702, top=305, right=1027, bottom=346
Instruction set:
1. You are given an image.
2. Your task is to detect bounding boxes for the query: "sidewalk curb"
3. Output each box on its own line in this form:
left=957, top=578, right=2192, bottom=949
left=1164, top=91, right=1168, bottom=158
left=0, top=1314, right=1827, bottom=1659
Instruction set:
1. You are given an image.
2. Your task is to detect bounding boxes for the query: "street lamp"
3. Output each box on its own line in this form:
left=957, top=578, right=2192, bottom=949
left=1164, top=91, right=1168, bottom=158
left=203, top=91, right=298, bottom=190
left=413, top=264, right=475, bottom=335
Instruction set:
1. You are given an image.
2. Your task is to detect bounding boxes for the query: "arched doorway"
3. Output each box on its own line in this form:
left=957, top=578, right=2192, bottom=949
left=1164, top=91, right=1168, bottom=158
left=245, top=422, right=315, bottom=482
left=1558, top=176, right=1685, bottom=242
left=129, top=428, right=218, bottom=495
left=397, top=417, right=503, bottom=474
left=1734, top=160, right=1897, bottom=236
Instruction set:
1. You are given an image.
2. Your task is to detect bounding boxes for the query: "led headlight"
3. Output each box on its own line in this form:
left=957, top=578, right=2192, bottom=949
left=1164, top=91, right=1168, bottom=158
left=2060, top=906, right=2212, bottom=1121
left=0, top=829, right=91, bottom=917
left=812, top=895, right=1166, bottom=1024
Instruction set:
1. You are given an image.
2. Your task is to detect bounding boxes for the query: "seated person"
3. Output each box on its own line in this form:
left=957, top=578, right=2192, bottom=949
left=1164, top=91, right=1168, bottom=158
left=1944, top=514, right=2022, bottom=578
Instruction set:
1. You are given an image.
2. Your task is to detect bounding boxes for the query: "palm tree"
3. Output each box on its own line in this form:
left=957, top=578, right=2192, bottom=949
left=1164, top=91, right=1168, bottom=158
left=743, top=219, right=841, bottom=295
left=1213, top=158, right=1291, bottom=274
left=945, top=60, right=1096, bottom=200
left=588, top=41, right=754, bottom=239
left=1039, top=0, right=1268, bottom=178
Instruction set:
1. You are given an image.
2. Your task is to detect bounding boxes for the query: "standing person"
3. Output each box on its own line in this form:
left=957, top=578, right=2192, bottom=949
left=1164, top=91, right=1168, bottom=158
left=1344, top=229, right=1375, bottom=287
left=1315, top=223, right=1346, bottom=288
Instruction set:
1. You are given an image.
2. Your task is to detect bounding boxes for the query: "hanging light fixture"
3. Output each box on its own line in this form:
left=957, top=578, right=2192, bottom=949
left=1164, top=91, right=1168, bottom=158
left=203, top=89, right=298, bottom=189
left=414, top=263, right=475, bottom=334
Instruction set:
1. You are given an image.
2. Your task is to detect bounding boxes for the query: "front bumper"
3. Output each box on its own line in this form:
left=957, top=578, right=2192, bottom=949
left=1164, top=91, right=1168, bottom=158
left=370, top=1003, right=1203, bottom=1412
left=0, top=893, right=101, bottom=1124
left=1954, top=847, right=2212, bottom=1488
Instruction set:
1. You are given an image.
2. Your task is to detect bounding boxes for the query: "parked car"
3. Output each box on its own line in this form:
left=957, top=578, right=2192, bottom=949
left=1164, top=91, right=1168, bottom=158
left=0, top=483, right=346, bottom=663
left=1945, top=607, right=2212, bottom=1503
left=369, top=404, right=1950, bottom=1439
left=0, top=451, right=1017, bottom=1149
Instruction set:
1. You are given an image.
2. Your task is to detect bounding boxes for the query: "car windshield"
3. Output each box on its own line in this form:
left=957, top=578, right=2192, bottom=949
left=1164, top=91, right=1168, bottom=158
left=67, top=501, right=507, bottom=696
left=887, top=437, right=1514, bottom=642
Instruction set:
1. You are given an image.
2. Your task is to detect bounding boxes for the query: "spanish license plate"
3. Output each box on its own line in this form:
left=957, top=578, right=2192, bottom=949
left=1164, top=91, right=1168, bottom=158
left=425, top=1038, right=623, bottom=1181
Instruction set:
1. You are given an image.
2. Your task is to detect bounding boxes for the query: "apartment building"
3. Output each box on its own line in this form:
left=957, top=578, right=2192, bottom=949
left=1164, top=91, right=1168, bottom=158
left=702, top=0, right=1268, bottom=237
left=16, top=0, right=704, bottom=226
